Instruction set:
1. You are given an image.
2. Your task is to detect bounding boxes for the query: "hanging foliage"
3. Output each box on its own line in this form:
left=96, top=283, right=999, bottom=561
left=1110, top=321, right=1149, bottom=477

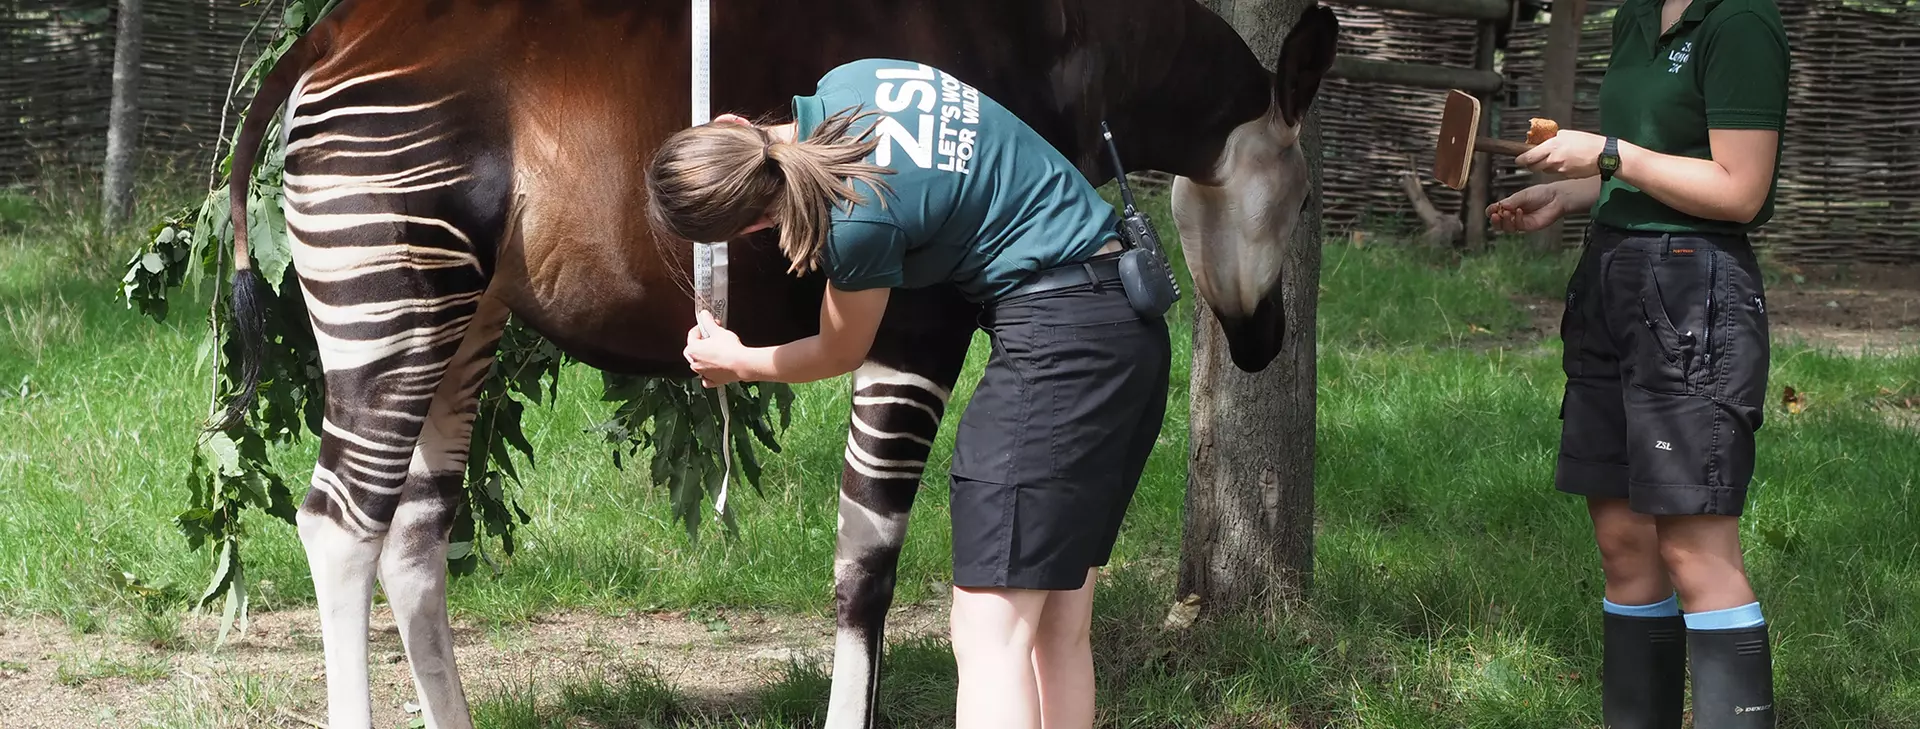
left=118, top=0, right=793, bottom=639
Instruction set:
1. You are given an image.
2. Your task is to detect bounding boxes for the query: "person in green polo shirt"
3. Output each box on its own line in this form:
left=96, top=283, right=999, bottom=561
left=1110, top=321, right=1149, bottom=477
left=646, top=58, right=1170, bottom=729
left=1487, top=0, right=1789, bottom=726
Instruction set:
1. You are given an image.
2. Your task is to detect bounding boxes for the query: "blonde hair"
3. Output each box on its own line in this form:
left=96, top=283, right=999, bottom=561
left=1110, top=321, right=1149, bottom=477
left=647, top=107, right=894, bottom=275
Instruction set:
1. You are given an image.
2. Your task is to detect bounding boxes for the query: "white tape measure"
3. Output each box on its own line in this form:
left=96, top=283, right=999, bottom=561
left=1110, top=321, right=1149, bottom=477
left=691, top=0, right=735, bottom=517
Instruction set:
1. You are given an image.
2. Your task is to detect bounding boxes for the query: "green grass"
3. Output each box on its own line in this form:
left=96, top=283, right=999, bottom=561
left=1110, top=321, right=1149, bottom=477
left=3, top=176, right=1918, bottom=727
left=53, top=652, right=172, bottom=687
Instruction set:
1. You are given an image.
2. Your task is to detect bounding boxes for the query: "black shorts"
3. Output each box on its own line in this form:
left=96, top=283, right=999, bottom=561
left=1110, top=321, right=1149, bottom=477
left=1556, top=224, right=1772, bottom=516
left=947, top=259, right=1173, bottom=590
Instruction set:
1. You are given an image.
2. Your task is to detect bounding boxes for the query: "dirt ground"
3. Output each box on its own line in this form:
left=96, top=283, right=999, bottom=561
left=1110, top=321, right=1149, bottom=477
left=1761, top=261, right=1920, bottom=354
left=1511, top=261, right=1920, bottom=354
left=0, top=598, right=952, bottom=728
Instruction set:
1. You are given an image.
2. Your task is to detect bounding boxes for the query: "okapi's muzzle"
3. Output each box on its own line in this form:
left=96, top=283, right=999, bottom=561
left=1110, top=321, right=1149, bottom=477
left=1216, top=289, right=1287, bottom=372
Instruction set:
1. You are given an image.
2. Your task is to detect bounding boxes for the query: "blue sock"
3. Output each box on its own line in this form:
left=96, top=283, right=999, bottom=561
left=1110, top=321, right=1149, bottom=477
left=1603, top=593, right=1681, bottom=618
left=1684, top=602, right=1766, bottom=631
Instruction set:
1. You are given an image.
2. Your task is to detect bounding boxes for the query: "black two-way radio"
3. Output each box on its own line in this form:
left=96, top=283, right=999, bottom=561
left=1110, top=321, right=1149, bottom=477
left=1100, top=121, right=1181, bottom=318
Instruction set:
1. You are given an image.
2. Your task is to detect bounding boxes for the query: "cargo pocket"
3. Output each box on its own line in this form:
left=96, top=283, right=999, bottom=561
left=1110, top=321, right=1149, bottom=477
left=1559, top=271, right=1585, bottom=377
left=950, top=324, right=1039, bottom=486
left=1042, top=316, right=1153, bottom=483
left=1631, top=254, right=1704, bottom=396
left=1717, top=252, right=1772, bottom=410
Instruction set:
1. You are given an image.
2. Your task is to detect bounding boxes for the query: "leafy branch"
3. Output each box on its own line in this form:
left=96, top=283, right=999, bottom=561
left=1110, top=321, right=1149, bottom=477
left=118, top=0, right=793, bottom=640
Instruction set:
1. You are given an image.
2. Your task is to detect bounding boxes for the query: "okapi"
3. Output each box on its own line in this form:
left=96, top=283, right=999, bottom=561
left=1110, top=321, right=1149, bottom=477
left=217, top=0, right=1340, bottom=726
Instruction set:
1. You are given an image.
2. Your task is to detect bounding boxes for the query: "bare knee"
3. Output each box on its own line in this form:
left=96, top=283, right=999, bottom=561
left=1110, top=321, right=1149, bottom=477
left=1655, top=515, right=1753, bottom=608
left=1035, top=615, right=1090, bottom=656
left=1588, top=500, right=1669, bottom=602
left=1033, top=574, right=1096, bottom=654
left=951, top=587, right=1043, bottom=662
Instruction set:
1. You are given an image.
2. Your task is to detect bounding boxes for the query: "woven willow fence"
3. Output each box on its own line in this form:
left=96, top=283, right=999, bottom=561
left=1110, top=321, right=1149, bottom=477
left=1316, top=6, right=1484, bottom=236
left=1323, top=0, right=1920, bottom=263
left=2, top=0, right=273, bottom=182
left=6, top=0, right=1916, bottom=262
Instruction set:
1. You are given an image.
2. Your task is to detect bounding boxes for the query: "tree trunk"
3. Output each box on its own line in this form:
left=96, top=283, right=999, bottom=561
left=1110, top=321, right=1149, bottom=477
left=1463, top=18, right=1499, bottom=251
left=102, top=0, right=142, bottom=228
left=1177, top=0, right=1322, bottom=615
left=1529, top=0, right=1586, bottom=251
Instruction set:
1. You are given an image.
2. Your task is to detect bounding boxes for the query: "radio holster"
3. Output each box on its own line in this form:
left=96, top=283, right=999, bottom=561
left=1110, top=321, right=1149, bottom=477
left=1100, top=122, right=1181, bottom=319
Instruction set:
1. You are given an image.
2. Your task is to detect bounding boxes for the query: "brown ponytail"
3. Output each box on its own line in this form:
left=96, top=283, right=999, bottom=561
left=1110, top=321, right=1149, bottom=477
left=646, top=106, right=895, bottom=275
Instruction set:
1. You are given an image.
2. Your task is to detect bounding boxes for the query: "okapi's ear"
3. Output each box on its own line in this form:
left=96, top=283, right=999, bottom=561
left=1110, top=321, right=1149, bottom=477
left=1274, top=3, right=1340, bottom=126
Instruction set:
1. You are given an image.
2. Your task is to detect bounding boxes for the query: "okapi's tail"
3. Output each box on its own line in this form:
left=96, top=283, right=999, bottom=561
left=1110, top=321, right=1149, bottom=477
left=212, top=30, right=329, bottom=433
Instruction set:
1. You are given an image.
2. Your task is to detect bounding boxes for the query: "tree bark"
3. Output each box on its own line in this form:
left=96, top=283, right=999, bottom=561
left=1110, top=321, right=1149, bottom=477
left=1177, top=0, right=1322, bottom=615
left=1529, top=0, right=1586, bottom=251
left=102, top=0, right=142, bottom=228
left=1464, top=18, right=1499, bottom=251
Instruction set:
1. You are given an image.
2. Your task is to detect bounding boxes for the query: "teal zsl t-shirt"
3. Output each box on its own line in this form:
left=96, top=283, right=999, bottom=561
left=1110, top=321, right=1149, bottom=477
left=791, top=58, right=1122, bottom=303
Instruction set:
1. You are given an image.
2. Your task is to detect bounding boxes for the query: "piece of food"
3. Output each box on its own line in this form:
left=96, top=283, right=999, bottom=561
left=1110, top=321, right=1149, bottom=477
left=1527, top=118, right=1560, bottom=145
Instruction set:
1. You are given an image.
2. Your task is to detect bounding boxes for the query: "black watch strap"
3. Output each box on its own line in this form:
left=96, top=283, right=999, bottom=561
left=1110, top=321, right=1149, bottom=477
left=1599, top=136, right=1621, bottom=181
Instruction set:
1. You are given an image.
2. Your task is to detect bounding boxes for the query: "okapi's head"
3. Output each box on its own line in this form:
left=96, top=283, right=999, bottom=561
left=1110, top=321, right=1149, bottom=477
left=1171, top=4, right=1338, bottom=373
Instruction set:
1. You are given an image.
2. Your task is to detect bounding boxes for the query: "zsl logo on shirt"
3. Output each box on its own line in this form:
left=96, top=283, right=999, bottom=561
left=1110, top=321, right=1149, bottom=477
left=1668, top=40, right=1693, bottom=74
left=870, top=64, right=982, bottom=175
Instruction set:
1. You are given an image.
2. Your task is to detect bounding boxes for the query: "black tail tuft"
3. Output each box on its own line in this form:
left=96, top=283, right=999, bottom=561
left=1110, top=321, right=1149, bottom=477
left=212, top=266, right=270, bottom=432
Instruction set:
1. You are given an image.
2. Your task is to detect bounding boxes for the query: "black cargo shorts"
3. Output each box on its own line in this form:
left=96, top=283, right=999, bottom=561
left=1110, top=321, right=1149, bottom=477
left=947, top=253, right=1173, bottom=591
left=1555, top=223, right=1772, bottom=516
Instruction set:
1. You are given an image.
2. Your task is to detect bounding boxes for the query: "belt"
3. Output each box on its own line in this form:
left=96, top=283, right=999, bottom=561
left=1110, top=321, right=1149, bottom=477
left=999, top=239, right=1127, bottom=301
left=1588, top=222, right=1750, bottom=250
left=1001, top=254, right=1125, bottom=302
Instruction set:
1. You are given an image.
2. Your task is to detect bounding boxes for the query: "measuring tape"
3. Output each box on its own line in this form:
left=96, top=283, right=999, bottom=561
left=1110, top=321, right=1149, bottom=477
left=690, top=0, right=736, bottom=517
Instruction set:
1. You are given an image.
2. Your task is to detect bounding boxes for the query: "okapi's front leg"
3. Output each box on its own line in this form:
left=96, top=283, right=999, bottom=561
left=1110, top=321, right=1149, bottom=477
left=824, top=288, right=978, bottom=729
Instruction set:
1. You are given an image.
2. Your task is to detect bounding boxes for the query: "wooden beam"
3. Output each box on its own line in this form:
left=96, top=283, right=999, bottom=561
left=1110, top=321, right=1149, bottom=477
left=1329, top=57, right=1504, bottom=93
left=1333, top=0, right=1512, bottom=20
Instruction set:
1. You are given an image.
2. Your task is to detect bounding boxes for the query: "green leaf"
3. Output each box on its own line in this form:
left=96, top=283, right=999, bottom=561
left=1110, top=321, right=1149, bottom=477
left=215, top=562, right=247, bottom=650
left=774, top=383, right=795, bottom=429
left=203, top=432, right=243, bottom=478
left=249, top=195, right=293, bottom=293
left=196, top=537, right=239, bottom=611
left=264, top=476, right=298, bottom=524
left=283, top=3, right=310, bottom=30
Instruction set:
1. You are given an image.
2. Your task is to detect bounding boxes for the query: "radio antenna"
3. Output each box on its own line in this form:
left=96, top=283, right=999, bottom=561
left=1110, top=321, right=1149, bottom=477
left=1100, top=121, right=1138, bottom=214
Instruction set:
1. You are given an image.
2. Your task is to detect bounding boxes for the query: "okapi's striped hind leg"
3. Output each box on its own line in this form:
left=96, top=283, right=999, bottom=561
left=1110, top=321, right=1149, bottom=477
left=274, top=66, right=506, bottom=729
left=825, top=290, right=979, bottom=729
left=292, top=286, right=503, bottom=729
left=375, top=293, right=509, bottom=729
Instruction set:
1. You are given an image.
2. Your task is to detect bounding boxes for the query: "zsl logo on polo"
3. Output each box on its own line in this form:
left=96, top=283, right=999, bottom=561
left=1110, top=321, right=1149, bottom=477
left=871, top=64, right=982, bottom=174
left=1668, top=41, right=1693, bottom=73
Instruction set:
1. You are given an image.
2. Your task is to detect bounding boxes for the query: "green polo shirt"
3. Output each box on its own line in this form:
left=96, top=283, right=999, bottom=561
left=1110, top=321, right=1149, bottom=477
left=791, top=58, right=1120, bottom=303
left=1591, top=0, right=1791, bottom=234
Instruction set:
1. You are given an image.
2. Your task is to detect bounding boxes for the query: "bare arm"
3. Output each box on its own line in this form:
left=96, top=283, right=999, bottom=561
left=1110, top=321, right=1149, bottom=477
left=1486, top=175, right=1601, bottom=234
left=1614, top=129, right=1779, bottom=224
left=1553, top=175, right=1603, bottom=215
left=1512, top=127, right=1779, bottom=225
left=684, top=285, right=889, bottom=387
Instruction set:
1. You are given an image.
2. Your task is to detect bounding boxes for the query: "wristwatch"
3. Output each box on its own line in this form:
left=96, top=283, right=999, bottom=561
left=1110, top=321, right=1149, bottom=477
left=1599, top=136, right=1621, bottom=181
